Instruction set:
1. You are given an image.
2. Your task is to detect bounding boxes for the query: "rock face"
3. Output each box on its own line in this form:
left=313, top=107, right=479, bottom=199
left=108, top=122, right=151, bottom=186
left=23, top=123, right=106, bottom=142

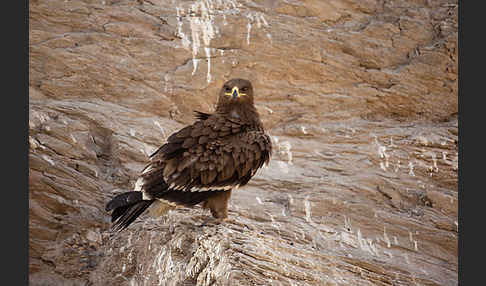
left=29, top=0, right=458, bottom=285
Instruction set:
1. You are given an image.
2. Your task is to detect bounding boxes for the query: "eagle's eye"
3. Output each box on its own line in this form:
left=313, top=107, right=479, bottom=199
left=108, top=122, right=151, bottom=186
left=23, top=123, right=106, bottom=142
left=224, top=86, right=232, bottom=93
left=241, top=87, right=248, bottom=92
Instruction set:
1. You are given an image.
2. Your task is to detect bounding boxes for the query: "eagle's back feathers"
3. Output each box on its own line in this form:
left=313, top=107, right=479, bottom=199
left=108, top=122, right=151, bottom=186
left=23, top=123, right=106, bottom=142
left=142, top=112, right=271, bottom=199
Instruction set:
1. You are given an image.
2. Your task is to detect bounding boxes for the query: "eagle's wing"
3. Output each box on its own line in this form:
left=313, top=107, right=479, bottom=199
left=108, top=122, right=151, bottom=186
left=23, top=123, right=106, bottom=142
left=137, top=115, right=272, bottom=206
left=193, top=110, right=211, bottom=120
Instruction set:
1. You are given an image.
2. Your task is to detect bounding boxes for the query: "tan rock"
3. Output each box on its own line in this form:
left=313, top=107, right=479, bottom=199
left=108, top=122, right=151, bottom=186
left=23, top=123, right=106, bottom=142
left=29, top=0, right=457, bottom=285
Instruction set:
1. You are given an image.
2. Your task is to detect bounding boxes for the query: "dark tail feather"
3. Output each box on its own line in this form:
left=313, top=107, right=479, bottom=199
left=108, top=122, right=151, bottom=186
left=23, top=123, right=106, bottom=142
left=111, top=204, right=131, bottom=223
left=106, top=191, right=154, bottom=232
left=105, top=191, right=143, bottom=212
left=111, top=200, right=154, bottom=232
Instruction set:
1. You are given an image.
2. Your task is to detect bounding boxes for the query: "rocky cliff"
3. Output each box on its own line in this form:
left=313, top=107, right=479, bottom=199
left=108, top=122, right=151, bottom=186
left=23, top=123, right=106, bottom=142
left=29, top=0, right=458, bottom=285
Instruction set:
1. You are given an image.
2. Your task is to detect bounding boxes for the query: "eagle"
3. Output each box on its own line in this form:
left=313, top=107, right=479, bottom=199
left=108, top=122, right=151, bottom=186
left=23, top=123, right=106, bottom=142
left=105, top=78, right=272, bottom=231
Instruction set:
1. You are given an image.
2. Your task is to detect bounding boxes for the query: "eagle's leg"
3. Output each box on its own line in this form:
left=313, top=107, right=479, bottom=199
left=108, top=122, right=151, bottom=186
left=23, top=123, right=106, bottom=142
left=201, top=190, right=232, bottom=224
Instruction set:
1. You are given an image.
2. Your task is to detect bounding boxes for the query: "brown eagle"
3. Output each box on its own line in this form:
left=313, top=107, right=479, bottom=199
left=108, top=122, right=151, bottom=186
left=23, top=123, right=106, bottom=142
left=106, top=78, right=272, bottom=231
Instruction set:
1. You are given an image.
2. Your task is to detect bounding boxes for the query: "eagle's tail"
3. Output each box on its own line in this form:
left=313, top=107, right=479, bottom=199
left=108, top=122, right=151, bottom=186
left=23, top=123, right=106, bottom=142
left=105, top=191, right=155, bottom=232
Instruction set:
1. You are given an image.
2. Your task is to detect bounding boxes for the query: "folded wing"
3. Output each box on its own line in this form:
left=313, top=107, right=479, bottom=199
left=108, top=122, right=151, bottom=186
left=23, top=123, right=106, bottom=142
left=138, top=115, right=272, bottom=207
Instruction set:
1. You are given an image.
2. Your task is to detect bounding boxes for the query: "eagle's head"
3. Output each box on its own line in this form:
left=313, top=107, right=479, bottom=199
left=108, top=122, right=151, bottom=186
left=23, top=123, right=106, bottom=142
left=216, top=78, right=255, bottom=109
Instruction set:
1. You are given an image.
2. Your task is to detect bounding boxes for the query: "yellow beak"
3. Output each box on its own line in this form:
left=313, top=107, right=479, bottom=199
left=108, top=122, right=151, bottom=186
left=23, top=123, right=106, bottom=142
left=225, top=86, right=246, bottom=98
